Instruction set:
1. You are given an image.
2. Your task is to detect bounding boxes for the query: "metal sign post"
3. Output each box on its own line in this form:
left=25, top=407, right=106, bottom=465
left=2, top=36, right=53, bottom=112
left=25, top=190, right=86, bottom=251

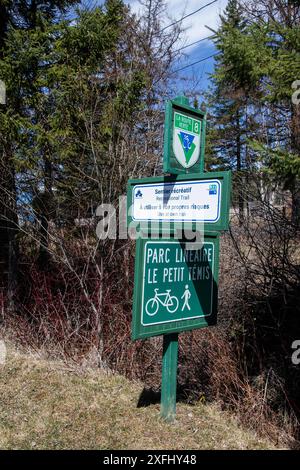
left=128, top=96, right=231, bottom=422
left=161, top=333, right=179, bottom=422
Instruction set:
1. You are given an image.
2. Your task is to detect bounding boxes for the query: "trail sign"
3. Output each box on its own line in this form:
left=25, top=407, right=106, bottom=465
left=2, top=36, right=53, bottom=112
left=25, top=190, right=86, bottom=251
left=163, top=97, right=206, bottom=175
left=127, top=171, right=231, bottom=232
left=132, top=233, right=219, bottom=341
left=129, top=96, right=232, bottom=422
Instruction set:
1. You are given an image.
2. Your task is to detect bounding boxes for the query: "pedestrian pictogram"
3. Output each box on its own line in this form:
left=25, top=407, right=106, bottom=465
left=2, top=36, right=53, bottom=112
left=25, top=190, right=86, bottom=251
left=181, top=285, right=191, bottom=311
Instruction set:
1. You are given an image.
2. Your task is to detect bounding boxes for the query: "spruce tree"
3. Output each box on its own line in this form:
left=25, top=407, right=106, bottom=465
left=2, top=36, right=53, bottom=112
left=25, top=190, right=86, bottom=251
left=207, top=0, right=253, bottom=222
left=0, top=1, right=79, bottom=305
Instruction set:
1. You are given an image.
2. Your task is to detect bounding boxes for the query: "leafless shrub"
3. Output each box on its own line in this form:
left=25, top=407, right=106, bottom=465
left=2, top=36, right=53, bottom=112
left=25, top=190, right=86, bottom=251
left=1, top=172, right=300, bottom=444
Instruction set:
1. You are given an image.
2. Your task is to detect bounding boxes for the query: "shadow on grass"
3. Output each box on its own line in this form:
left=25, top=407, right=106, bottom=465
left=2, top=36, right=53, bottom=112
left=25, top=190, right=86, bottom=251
left=137, top=384, right=203, bottom=408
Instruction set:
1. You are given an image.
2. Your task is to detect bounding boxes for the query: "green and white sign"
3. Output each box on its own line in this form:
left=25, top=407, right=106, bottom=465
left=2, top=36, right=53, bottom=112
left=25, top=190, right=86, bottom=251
left=132, top=234, right=219, bottom=340
left=131, top=179, right=221, bottom=223
left=127, top=171, right=232, bottom=232
left=163, top=98, right=207, bottom=175
left=173, top=112, right=201, bottom=169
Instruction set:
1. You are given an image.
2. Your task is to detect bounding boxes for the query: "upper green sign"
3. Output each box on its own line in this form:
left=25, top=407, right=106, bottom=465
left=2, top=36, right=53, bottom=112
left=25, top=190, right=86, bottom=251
left=163, top=97, right=207, bottom=175
left=173, top=112, right=201, bottom=169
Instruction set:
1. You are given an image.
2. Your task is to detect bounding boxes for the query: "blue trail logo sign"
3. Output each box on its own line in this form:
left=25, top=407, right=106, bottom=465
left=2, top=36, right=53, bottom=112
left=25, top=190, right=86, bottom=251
left=173, top=112, right=201, bottom=169
left=163, top=97, right=207, bottom=175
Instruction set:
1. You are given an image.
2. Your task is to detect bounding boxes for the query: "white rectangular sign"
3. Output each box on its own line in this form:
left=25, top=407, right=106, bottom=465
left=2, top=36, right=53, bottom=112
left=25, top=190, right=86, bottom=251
left=131, top=180, right=221, bottom=223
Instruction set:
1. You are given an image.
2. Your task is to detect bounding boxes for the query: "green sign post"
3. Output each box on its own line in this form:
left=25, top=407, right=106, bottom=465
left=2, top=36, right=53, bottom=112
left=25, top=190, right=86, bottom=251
left=161, top=333, right=178, bottom=421
left=132, top=234, right=219, bottom=422
left=128, top=96, right=231, bottom=422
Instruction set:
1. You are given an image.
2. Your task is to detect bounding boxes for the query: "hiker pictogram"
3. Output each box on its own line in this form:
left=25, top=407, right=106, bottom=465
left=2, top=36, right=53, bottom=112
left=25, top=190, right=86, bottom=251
left=181, top=285, right=191, bottom=311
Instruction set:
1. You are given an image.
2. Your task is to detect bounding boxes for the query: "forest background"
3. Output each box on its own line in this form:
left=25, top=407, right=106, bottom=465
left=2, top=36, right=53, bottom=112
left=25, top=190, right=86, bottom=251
left=0, top=0, right=300, bottom=443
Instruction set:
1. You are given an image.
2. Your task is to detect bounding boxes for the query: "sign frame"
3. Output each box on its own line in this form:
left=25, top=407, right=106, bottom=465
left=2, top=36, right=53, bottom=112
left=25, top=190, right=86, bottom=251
left=163, top=98, right=207, bottom=175
left=127, top=171, right=232, bottom=233
left=131, top=232, right=220, bottom=341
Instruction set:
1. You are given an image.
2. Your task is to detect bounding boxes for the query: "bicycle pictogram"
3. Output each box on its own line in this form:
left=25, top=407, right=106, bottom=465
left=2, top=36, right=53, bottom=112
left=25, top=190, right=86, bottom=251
left=145, top=289, right=179, bottom=317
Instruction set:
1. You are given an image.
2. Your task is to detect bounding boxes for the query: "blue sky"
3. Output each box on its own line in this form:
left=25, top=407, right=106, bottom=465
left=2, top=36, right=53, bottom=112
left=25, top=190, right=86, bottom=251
left=127, top=0, right=228, bottom=93
left=79, top=0, right=228, bottom=92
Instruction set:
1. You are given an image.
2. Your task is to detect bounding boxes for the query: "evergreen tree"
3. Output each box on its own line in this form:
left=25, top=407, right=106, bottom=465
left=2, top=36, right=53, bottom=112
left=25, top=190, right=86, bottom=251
left=0, top=0, right=79, bottom=306
left=247, top=0, right=300, bottom=224
left=0, top=0, right=181, bottom=312
left=207, top=0, right=300, bottom=225
left=207, top=0, right=254, bottom=222
left=0, top=0, right=128, bottom=295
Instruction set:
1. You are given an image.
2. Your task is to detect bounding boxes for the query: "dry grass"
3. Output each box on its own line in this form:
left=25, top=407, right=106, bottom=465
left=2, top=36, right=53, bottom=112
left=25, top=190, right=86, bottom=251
left=0, top=345, right=281, bottom=450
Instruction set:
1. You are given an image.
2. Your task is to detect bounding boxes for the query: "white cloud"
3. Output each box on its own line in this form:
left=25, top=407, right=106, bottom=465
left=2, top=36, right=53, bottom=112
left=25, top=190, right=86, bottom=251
left=126, top=0, right=228, bottom=50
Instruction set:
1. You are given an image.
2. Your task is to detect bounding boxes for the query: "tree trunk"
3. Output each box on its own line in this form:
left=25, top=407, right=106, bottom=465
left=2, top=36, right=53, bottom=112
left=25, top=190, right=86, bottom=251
left=291, top=102, right=300, bottom=226
left=291, top=181, right=300, bottom=227
left=38, top=156, right=53, bottom=268
left=0, top=148, right=19, bottom=311
left=236, top=113, right=244, bottom=225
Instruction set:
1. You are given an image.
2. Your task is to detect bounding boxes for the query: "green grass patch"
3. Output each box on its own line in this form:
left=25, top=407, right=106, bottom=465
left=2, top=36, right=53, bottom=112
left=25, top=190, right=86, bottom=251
left=0, top=348, right=279, bottom=450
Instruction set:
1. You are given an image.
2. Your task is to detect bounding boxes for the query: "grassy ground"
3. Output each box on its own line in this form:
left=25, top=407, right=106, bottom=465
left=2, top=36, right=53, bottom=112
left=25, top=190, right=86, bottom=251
left=0, top=347, right=279, bottom=450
